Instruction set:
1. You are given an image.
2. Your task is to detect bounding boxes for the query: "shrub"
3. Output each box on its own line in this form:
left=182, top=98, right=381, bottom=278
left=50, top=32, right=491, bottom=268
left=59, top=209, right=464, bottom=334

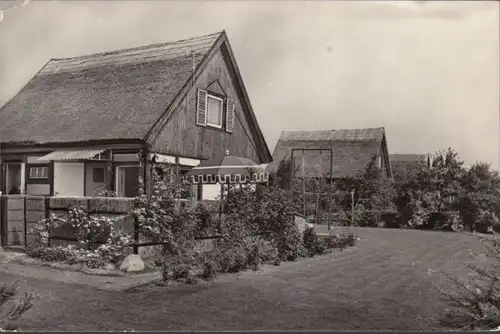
left=201, top=255, right=219, bottom=281
left=26, top=245, right=81, bottom=264
left=325, top=232, right=358, bottom=251
left=302, top=227, right=332, bottom=256
left=223, top=183, right=302, bottom=261
left=133, top=168, right=202, bottom=281
left=441, top=234, right=500, bottom=330
left=172, top=264, right=191, bottom=281
left=27, top=206, right=133, bottom=268
left=302, top=227, right=320, bottom=256
left=0, top=282, right=36, bottom=331
left=214, top=241, right=248, bottom=273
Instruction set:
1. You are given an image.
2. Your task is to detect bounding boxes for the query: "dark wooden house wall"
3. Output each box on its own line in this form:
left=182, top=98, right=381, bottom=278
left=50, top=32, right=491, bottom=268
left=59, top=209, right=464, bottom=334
left=380, top=136, right=392, bottom=179
left=151, top=47, right=261, bottom=163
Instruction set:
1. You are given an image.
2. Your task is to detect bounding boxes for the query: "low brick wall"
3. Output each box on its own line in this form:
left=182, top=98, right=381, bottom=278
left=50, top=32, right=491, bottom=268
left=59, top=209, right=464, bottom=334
left=1, top=196, right=220, bottom=258
left=5, top=195, right=26, bottom=246
left=48, top=197, right=135, bottom=246
left=0, top=195, right=135, bottom=248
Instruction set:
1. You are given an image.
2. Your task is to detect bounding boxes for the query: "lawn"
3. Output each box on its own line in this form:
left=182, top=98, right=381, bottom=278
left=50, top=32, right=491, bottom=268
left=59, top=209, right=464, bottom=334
left=1, top=227, right=487, bottom=331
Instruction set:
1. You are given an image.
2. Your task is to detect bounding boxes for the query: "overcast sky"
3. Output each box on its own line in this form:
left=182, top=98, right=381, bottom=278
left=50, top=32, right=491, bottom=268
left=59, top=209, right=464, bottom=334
left=0, top=0, right=498, bottom=169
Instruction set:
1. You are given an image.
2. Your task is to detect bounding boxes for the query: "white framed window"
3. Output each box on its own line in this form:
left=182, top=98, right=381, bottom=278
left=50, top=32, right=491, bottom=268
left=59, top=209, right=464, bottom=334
left=29, top=166, right=49, bottom=179
left=115, top=165, right=141, bottom=198
left=206, top=95, right=224, bottom=128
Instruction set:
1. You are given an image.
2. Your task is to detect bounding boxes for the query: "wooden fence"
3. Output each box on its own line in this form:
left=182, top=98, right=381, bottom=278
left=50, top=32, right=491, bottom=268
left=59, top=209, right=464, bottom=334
left=0, top=195, right=223, bottom=255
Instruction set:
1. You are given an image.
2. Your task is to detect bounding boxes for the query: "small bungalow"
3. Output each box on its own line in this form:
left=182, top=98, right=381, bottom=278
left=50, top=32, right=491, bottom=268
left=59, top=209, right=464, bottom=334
left=267, top=127, right=392, bottom=180
left=0, top=31, right=272, bottom=198
left=390, top=153, right=431, bottom=176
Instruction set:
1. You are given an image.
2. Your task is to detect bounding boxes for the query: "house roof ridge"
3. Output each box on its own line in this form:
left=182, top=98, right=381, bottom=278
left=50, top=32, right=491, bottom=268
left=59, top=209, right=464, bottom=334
left=279, top=127, right=385, bottom=143
left=280, top=126, right=385, bottom=134
left=49, top=31, right=223, bottom=63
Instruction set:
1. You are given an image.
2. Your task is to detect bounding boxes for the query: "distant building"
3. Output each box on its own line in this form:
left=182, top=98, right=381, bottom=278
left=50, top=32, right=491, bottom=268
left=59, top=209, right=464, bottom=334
left=268, top=127, right=392, bottom=180
left=389, top=153, right=431, bottom=176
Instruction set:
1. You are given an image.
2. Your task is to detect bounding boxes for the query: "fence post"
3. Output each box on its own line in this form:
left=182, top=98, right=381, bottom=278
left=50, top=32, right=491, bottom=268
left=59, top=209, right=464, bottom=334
left=45, top=196, right=51, bottom=247
left=0, top=196, right=6, bottom=247
left=133, top=216, right=139, bottom=254
left=23, top=196, right=27, bottom=248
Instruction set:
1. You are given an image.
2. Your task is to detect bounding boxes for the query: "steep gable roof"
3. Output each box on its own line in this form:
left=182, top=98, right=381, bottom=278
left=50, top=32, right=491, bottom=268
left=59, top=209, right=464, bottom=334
left=0, top=32, right=221, bottom=145
left=268, top=127, right=389, bottom=178
left=0, top=31, right=272, bottom=162
left=390, top=153, right=429, bottom=175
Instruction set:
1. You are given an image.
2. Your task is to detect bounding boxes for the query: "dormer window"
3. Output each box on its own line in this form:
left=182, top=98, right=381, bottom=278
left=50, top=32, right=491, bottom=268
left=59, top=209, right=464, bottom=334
left=206, top=95, right=224, bottom=128
left=196, top=88, right=235, bottom=133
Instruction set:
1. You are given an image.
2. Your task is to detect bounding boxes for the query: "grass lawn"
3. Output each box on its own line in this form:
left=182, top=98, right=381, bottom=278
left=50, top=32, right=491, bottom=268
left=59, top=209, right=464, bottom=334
left=0, top=227, right=487, bottom=331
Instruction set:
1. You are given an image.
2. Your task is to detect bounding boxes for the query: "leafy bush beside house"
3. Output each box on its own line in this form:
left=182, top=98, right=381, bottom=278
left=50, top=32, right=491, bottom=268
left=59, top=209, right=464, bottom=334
left=27, top=207, right=133, bottom=269
left=134, top=166, right=358, bottom=283
left=23, top=164, right=358, bottom=280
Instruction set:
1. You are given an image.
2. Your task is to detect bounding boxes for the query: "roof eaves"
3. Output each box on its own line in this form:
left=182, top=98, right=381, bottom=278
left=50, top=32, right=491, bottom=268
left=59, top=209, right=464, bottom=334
left=220, top=31, right=272, bottom=163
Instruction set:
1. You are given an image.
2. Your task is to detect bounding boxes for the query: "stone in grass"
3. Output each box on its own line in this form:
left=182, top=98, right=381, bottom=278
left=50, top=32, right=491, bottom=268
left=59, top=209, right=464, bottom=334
left=119, top=254, right=145, bottom=273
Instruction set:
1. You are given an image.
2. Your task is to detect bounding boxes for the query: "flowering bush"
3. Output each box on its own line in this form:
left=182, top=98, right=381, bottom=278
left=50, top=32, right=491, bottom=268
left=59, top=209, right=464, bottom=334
left=223, top=182, right=302, bottom=261
left=27, top=206, right=133, bottom=268
left=132, top=167, right=203, bottom=281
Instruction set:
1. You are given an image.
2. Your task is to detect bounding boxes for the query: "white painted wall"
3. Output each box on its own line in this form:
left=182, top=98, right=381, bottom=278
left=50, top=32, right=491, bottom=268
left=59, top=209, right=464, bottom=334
left=179, top=157, right=200, bottom=167
left=202, top=184, right=221, bottom=200
left=54, top=162, right=85, bottom=196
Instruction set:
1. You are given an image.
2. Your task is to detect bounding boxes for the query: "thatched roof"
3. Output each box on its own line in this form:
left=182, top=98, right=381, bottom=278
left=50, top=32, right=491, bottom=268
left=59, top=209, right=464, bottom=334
left=0, top=32, right=221, bottom=144
left=268, top=128, right=388, bottom=178
left=390, top=153, right=429, bottom=174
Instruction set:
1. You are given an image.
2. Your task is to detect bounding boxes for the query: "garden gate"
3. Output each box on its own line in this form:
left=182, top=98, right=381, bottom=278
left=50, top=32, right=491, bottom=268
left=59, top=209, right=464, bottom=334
left=290, top=149, right=334, bottom=230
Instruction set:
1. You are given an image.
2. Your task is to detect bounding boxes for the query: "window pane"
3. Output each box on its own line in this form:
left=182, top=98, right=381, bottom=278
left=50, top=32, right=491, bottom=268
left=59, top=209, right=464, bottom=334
left=117, top=166, right=140, bottom=197
left=207, top=97, right=222, bottom=126
left=93, top=168, right=105, bottom=183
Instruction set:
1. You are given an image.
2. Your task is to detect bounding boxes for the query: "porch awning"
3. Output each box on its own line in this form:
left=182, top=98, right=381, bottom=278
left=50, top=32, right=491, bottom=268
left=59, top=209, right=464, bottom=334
left=38, top=149, right=107, bottom=161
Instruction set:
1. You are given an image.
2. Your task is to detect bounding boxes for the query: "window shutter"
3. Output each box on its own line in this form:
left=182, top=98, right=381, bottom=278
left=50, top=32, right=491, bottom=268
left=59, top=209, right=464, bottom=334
left=196, top=89, right=208, bottom=126
left=225, top=98, right=236, bottom=133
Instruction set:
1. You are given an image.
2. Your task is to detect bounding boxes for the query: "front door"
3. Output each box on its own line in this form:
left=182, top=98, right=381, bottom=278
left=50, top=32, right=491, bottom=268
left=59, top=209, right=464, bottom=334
left=116, top=165, right=141, bottom=197
left=5, top=162, right=24, bottom=195
left=54, top=162, right=85, bottom=196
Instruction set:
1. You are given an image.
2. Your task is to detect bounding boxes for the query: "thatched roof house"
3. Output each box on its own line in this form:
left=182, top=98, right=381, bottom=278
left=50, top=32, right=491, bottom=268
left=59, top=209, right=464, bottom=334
left=0, top=31, right=271, bottom=198
left=267, top=127, right=392, bottom=179
left=390, top=153, right=430, bottom=175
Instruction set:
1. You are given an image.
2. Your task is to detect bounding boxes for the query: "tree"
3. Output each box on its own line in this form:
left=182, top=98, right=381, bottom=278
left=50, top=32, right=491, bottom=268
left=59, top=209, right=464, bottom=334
left=335, top=156, right=397, bottom=227
left=458, top=162, right=500, bottom=233
left=393, top=148, right=465, bottom=230
left=0, top=282, right=35, bottom=330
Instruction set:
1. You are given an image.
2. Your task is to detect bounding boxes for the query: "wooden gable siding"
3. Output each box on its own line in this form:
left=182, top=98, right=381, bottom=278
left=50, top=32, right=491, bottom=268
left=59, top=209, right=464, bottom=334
left=380, top=136, right=392, bottom=179
left=151, top=47, right=260, bottom=163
